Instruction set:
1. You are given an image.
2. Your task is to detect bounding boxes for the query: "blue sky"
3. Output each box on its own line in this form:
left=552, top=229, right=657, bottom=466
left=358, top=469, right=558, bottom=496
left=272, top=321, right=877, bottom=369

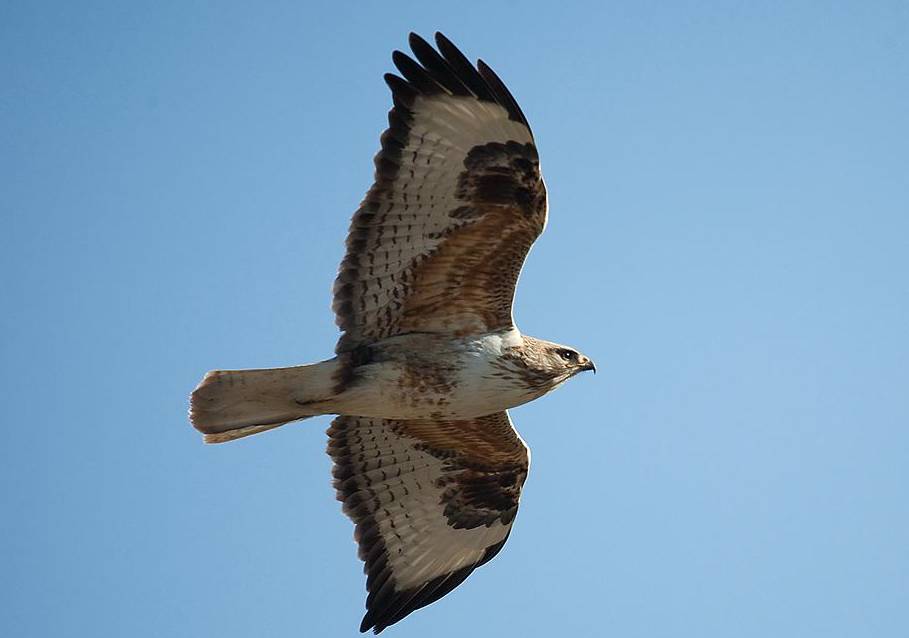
left=3, top=2, right=908, bottom=636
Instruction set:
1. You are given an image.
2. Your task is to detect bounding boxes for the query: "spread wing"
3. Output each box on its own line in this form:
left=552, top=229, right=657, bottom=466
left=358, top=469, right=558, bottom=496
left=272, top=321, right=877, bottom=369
left=327, top=411, right=530, bottom=633
left=333, top=33, right=547, bottom=353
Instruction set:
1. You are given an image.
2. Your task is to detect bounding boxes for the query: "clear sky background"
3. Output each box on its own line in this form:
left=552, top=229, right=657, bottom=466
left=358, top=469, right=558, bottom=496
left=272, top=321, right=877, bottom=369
left=3, top=2, right=908, bottom=637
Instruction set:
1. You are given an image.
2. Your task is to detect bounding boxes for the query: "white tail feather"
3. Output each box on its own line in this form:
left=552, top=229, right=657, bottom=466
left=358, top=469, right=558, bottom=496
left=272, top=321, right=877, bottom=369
left=189, top=360, right=340, bottom=444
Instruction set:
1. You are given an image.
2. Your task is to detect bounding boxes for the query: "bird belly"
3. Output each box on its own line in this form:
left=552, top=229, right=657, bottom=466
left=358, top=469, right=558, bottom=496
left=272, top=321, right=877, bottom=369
left=337, top=332, right=532, bottom=420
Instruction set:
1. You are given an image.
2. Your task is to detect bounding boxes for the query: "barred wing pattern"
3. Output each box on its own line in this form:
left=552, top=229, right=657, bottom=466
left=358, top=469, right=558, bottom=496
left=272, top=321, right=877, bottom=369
left=332, top=33, right=547, bottom=353
left=327, top=412, right=529, bottom=633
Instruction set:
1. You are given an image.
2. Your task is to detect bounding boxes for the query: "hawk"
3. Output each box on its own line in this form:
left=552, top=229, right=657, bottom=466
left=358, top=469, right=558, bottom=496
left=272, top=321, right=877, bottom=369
left=190, top=32, right=595, bottom=633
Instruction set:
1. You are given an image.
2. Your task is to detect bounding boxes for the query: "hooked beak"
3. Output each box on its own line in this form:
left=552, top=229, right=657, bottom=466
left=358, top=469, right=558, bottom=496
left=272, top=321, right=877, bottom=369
left=580, top=357, right=596, bottom=374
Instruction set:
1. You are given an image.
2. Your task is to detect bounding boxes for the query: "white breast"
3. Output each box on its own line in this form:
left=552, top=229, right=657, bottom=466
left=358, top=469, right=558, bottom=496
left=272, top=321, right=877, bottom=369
left=339, top=328, right=530, bottom=420
left=448, top=328, right=529, bottom=416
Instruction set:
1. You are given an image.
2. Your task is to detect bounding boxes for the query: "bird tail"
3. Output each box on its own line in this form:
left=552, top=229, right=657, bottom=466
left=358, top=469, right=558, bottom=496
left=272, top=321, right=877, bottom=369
left=189, top=360, right=341, bottom=444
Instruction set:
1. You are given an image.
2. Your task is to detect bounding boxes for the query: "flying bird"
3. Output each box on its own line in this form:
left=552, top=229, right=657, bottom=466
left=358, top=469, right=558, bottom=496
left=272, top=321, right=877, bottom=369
left=190, top=32, right=594, bottom=633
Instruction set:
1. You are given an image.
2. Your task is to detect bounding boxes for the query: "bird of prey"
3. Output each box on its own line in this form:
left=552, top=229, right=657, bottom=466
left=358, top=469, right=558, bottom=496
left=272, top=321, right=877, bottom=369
left=190, top=32, right=594, bottom=633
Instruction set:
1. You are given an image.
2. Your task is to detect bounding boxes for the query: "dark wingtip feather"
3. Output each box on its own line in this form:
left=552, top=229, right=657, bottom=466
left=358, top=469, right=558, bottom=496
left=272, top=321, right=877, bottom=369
left=432, top=33, right=530, bottom=131
left=407, top=31, right=425, bottom=51
left=477, top=58, right=531, bottom=130
left=359, top=535, right=514, bottom=633
left=382, top=33, right=532, bottom=132
left=383, top=72, right=417, bottom=110
left=432, top=32, right=497, bottom=102
left=408, top=32, right=472, bottom=97
left=392, top=50, right=444, bottom=95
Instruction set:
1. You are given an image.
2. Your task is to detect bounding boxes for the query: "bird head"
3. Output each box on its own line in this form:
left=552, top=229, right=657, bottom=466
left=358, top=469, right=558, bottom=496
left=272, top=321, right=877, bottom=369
left=546, top=343, right=596, bottom=377
left=518, top=336, right=596, bottom=387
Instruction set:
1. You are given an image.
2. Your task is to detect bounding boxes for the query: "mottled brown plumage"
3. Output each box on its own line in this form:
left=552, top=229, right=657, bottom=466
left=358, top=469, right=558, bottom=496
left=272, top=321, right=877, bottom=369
left=327, top=412, right=527, bottom=633
left=188, top=32, right=594, bottom=634
left=332, top=37, right=546, bottom=354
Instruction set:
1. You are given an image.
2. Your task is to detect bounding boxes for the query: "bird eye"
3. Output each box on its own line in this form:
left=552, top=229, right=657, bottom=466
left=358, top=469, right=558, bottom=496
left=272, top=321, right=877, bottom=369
left=558, top=349, right=574, bottom=361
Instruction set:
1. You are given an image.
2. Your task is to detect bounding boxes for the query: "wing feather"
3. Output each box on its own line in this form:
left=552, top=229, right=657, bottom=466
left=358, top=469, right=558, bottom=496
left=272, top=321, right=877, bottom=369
left=433, top=32, right=499, bottom=105
left=327, top=411, right=529, bottom=633
left=407, top=33, right=473, bottom=97
left=333, top=33, right=547, bottom=353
